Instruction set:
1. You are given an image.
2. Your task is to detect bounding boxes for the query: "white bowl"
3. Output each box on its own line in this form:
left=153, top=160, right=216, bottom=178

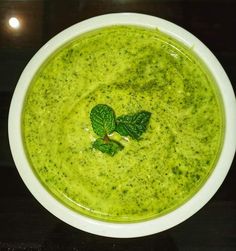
left=8, top=13, right=236, bottom=238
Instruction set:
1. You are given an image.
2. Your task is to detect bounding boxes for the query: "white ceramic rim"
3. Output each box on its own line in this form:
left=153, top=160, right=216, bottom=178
left=8, top=13, right=236, bottom=238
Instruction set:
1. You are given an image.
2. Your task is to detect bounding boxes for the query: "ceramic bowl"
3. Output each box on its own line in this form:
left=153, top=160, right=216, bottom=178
left=8, top=13, right=236, bottom=238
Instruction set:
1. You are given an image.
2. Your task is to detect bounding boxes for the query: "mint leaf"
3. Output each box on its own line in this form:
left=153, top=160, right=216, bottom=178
left=116, top=111, right=151, bottom=140
left=93, top=138, right=124, bottom=156
left=90, top=104, right=116, bottom=137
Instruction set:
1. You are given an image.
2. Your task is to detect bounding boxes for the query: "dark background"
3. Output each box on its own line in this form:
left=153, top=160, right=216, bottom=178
left=0, top=0, right=236, bottom=250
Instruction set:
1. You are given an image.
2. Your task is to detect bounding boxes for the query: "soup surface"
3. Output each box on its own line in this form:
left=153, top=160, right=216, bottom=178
left=23, top=25, right=224, bottom=222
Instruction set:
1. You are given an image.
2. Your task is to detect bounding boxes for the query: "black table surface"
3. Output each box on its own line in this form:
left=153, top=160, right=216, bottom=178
left=1, top=0, right=236, bottom=250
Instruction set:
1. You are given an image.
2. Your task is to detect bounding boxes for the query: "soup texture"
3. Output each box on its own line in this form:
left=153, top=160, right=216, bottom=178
left=23, top=26, right=224, bottom=222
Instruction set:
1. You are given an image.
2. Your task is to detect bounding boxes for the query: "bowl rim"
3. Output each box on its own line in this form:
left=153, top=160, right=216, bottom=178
left=8, top=12, right=236, bottom=238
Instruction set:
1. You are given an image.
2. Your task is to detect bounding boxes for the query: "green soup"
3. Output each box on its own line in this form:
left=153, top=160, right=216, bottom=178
left=23, top=25, right=224, bottom=222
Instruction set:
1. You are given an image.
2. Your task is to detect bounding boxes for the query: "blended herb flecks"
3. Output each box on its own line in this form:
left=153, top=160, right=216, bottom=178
left=22, top=25, right=224, bottom=222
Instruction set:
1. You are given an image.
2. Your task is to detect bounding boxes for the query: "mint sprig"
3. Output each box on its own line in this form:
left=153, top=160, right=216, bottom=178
left=90, top=104, right=151, bottom=156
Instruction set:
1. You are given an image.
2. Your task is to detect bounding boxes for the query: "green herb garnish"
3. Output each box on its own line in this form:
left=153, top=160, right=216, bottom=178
left=90, top=104, right=151, bottom=156
left=116, top=111, right=151, bottom=140
left=90, top=104, right=116, bottom=137
left=93, top=138, right=124, bottom=156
